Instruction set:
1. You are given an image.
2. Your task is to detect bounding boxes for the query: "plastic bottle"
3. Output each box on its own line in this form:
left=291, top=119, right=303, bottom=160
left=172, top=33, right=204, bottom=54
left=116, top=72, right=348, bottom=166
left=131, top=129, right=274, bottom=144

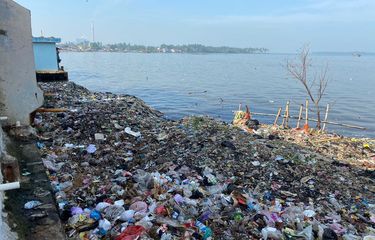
left=195, top=220, right=207, bottom=232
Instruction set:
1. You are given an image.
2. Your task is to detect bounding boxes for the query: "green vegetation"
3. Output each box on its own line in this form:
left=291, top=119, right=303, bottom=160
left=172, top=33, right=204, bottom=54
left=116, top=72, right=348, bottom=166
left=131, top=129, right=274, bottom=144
left=59, top=42, right=268, bottom=54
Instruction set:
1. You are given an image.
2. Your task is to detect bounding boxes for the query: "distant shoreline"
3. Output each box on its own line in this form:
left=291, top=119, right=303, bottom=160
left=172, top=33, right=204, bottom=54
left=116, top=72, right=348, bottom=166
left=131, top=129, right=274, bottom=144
left=59, top=49, right=270, bottom=54
left=59, top=49, right=375, bottom=56
left=58, top=42, right=268, bottom=54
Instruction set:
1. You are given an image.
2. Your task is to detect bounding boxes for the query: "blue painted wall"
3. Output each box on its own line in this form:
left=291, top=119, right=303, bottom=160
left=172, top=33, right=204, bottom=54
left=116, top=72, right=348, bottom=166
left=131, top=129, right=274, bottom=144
left=33, top=42, right=58, bottom=70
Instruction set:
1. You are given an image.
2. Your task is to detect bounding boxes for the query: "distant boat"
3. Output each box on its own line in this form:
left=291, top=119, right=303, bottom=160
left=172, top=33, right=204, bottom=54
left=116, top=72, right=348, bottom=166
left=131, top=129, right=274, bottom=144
left=352, top=53, right=361, bottom=57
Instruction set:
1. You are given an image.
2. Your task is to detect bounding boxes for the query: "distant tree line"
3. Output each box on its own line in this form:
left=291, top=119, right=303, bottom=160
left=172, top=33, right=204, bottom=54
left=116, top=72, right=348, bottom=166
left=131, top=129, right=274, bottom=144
left=59, top=41, right=268, bottom=54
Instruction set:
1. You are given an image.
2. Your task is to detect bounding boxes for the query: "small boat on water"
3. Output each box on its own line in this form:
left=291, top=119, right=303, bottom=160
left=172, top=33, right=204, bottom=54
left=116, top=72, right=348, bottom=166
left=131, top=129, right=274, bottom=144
left=352, top=52, right=361, bottom=57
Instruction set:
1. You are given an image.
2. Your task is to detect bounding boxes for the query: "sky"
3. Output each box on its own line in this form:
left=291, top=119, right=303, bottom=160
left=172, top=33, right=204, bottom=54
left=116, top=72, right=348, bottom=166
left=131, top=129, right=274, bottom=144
left=15, top=0, right=375, bottom=52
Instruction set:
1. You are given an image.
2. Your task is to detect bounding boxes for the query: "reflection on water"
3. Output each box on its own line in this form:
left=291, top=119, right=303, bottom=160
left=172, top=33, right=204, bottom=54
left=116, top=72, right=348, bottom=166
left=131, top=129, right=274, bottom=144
left=61, top=52, right=375, bottom=137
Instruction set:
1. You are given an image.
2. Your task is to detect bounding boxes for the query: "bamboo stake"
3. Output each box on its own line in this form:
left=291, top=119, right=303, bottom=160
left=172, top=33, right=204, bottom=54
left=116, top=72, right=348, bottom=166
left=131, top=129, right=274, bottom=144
left=273, top=107, right=282, bottom=126
left=251, top=112, right=366, bottom=130
left=281, top=110, right=286, bottom=127
left=305, top=99, right=309, bottom=126
left=285, top=101, right=290, bottom=128
left=322, top=104, right=330, bottom=131
left=281, top=101, right=289, bottom=127
left=36, top=108, right=68, bottom=113
left=296, top=104, right=303, bottom=128
left=43, top=93, right=57, bottom=97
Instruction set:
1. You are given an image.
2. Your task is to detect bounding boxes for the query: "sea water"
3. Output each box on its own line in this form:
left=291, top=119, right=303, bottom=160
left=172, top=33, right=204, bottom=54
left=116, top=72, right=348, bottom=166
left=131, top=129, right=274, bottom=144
left=61, top=52, right=375, bottom=137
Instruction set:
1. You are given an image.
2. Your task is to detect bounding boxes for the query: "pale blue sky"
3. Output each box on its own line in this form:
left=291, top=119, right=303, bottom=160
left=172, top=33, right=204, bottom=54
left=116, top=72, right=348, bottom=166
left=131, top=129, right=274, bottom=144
left=15, top=0, right=375, bottom=52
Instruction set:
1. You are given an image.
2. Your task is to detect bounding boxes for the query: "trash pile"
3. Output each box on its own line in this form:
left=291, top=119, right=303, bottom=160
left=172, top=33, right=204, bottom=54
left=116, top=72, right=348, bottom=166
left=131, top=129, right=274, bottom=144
left=267, top=127, right=375, bottom=171
left=32, top=82, right=375, bottom=239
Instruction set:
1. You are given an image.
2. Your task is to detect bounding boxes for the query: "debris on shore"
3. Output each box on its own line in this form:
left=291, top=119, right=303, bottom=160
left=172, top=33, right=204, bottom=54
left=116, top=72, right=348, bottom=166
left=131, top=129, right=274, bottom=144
left=31, top=82, right=374, bottom=239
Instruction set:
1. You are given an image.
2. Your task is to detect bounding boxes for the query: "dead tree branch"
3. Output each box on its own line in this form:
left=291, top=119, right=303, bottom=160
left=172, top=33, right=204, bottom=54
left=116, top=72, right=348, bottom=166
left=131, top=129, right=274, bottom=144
left=286, top=45, right=329, bottom=129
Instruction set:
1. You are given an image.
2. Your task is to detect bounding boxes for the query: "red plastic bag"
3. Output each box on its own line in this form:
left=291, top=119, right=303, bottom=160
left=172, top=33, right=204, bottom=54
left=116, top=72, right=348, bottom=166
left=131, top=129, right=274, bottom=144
left=115, top=225, right=146, bottom=240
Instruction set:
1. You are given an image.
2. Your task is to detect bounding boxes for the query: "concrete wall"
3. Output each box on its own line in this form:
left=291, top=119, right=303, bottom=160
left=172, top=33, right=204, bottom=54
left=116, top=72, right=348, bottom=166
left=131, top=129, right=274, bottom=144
left=0, top=126, right=17, bottom=239
left=0, top=0, right=44, bottom=125
left=33, top=42, right=59, bottom=71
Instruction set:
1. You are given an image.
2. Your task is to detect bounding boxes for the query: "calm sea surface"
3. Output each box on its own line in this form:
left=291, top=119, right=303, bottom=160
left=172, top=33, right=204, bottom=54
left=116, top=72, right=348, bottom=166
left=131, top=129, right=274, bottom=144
left=60, top=52, right=375, bottom=138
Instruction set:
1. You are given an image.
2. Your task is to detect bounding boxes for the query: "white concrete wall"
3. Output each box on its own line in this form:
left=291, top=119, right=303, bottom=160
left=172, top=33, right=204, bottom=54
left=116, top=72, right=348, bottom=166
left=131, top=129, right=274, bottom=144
left=0, top=0, right=44, bottom=125
left=33, top=42, right=59, bottom=71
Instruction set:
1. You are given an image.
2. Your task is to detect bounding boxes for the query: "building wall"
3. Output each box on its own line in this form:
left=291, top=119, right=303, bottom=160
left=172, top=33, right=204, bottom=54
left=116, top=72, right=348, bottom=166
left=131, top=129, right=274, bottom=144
left=0, top=126, right=17, bottom=239
left=33, top=42, right=58, bottom=71
left=0, top=0, right=44, bottom=125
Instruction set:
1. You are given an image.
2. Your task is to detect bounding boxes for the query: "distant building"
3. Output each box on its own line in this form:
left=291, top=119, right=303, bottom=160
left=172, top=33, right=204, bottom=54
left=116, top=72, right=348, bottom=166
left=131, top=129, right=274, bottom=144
left=75, top=37, right=89, bottom=45
left=32, top=36, right=61, bottom=71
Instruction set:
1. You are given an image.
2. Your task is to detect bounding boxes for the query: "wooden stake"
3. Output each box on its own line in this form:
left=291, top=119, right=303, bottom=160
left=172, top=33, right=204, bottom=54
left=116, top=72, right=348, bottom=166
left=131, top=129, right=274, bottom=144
left=36, top=108, right=67, bottom=113
left=273, top=107, right=282, bottom=126
left=296, top=104, right=303, bottom=128
left=250, top=112, right=366, bottom=130
left=43, top=92, right=57, bottom=97
left=322, top=103, right=330, bottom=131
left=305, top=100, right=309, bottom=125
left=281, top=101, right=289, bottom=128
left=285, top=101, right=290, bottom=128
left=304, top=99, right=309, bottom=132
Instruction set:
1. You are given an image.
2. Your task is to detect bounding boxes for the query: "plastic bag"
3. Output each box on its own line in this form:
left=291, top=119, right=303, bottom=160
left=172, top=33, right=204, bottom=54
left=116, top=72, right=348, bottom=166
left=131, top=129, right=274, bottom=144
left=71, top=206, right=84, bottom=215
left=328, top=223, right=346, bottom=235
left=133, top=170, right=153, bottom=190
left=115, top=225, right=145, bottom=240
left=96, top=202, right=111, bottom=212
left=119, top=210, right=135, bottom=221
left=90, top=210, right=101, bottom=220
left=86, top=144, right=97, bottom=153
left=297, top=225, right=313, bottom=240
left=135, top=215, right=154, bottom=230
left=42, top=159, right=63, bottom=172
left=129, top=201, right=148, bottom=215
left=261, top=227, right=282, bottom=240
left=99, top=218, right=111, bottom=231
left=24, top=200, right=42, bottom=209
left=59, top=181, right=73, bottom=191
left=105, top=205, right=125, bottom=221
left=206, top=183, right=227, bottom=195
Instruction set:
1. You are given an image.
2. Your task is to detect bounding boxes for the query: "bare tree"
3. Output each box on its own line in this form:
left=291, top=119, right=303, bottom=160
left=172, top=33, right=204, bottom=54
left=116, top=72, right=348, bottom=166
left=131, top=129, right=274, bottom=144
left=286, top=45, right=329, bottom=129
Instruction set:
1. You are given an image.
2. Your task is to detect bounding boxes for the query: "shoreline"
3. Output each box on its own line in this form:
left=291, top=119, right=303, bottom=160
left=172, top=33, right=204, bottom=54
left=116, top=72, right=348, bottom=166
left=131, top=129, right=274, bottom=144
left=59, top=49, right=270, bottom=55
left=56, top=52, right=375, bottom=139
left=28, top=81, right=375, bottom=239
